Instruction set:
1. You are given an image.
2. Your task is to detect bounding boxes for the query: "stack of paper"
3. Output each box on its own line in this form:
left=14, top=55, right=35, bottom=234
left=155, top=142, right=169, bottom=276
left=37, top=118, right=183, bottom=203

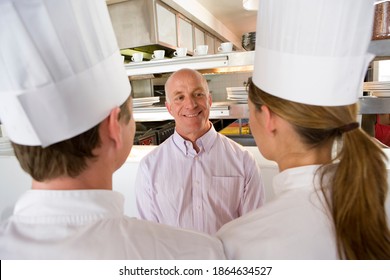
left=363, top=81, right=390, bottom=97
left=226, top=87, right=248, bottom=103
left=133, top=97, right=160, bottom=108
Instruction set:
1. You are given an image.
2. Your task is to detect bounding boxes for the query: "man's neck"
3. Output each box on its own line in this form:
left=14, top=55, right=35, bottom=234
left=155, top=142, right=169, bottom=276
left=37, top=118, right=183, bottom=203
left=31, top=169, right=113, bottom=191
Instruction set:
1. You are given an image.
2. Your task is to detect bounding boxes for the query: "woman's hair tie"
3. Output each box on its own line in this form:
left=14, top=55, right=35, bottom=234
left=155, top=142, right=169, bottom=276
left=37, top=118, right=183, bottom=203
left=337, top=122, right=359, bottom=133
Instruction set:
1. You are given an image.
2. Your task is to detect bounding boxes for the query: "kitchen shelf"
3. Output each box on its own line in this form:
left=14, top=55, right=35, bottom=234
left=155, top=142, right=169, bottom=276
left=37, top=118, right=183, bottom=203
left=124, top=39, right=389, bottom=77
left=369, top=39, right=390, bottom=60
left=128, top=46, right=390, bottom=126
left=359, top=96, right=390, bottom=114
left=125, top=51, right=254, bottom=76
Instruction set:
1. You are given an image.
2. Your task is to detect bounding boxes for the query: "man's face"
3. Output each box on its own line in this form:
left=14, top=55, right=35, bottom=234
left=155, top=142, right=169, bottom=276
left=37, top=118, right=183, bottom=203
left=165, top=71, right=212, bottom=140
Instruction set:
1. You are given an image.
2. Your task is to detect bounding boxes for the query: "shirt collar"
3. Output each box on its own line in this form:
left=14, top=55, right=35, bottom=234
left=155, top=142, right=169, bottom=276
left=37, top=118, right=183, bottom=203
left=272, top=165, right=327, bottom=196
left=172, top=123, right=218, bottom=156
left=13, top=189, right=124, bottom=221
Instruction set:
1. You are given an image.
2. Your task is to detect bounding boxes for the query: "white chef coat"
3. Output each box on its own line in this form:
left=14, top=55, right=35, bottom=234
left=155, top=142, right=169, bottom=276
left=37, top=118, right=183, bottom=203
left=217, top=165, right=338, bottom=259
left=0, top=190, right=225, bottom=259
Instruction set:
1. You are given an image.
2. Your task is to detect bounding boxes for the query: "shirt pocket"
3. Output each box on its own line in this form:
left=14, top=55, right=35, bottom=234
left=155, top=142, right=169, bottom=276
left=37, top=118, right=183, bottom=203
left=209, top=176, right=244, bottom=218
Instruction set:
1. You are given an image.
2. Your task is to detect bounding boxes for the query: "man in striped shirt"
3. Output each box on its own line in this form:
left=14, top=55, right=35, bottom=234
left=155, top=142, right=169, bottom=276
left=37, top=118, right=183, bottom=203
left=135, top=68, right=265, bottom=234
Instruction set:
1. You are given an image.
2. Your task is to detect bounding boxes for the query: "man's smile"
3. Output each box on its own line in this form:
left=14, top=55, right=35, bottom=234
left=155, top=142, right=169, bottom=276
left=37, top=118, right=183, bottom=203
left=183, top=111, right=201, bottom=118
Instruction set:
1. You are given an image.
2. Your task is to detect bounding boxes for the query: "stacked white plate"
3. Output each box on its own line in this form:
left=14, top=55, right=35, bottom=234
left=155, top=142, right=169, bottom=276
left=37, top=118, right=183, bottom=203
left=133, top=97, right=160, bottom=108
left=0, top=137, right=13, bottom=155
left=226, top=87, right=248, bottom=103
left=363, top=81, right=390, bottom=97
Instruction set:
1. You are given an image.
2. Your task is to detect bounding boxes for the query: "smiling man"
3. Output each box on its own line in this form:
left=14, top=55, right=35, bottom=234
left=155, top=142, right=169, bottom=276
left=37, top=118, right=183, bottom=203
left=135, top=68, right=265, bottom=234
left=165, top=68, right=213, bottom=152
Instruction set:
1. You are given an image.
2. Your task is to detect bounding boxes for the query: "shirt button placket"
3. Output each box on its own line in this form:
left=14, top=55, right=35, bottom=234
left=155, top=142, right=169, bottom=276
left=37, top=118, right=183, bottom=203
left=193, top=155, right=202, bottom=230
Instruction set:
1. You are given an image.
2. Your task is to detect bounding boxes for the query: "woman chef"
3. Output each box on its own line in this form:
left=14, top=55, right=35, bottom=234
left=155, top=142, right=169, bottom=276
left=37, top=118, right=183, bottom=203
left=217, top=0, right=390, bottom=259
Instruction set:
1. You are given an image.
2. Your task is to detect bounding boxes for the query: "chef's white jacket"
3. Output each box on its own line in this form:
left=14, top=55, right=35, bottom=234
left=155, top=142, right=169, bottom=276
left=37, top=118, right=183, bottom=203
left=0, top=190, right=225, bottom=259
left=217, top=165, right=338, bottom=259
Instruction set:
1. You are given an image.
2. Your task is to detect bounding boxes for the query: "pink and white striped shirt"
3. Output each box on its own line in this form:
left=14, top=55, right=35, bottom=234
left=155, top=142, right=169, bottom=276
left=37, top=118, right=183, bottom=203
left=135, top=125, right=265, bottom=234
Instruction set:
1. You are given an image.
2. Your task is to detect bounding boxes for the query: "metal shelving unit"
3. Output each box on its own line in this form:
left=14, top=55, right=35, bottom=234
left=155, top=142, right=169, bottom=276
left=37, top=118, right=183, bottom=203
left=125, top=51, right=254, bottom=76
left=128, top=43, right=390, bottom=144
left=369, top=39, right=390, bottom=60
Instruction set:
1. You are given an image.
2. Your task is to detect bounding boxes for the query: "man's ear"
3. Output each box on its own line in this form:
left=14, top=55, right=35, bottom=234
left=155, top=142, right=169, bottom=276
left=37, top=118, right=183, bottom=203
left=106, top=107, right=122, bottom=148
left=165, top=101, right=173, bottom=116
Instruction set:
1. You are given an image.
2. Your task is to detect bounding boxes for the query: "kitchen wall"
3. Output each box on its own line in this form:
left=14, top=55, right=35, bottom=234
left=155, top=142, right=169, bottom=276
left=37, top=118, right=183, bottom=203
left=205, top=72, right=251, bottom=102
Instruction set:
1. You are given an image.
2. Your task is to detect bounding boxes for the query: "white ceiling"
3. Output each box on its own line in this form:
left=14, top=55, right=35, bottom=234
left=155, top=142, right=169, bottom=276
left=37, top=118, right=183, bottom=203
left=194, top=0, right=257, bottom=38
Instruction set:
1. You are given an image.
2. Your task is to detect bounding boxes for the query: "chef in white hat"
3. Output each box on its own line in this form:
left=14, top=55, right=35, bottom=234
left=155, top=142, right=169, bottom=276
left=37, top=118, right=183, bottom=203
left=217, top=0, right=390, bottom=259
left=0, top=0, right=224, bottom=259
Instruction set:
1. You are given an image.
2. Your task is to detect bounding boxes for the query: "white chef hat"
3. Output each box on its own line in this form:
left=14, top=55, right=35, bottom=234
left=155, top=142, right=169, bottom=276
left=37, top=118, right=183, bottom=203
left=0, top=0, right=130, bottom=147
left=252, top=0, right=375, bottom=106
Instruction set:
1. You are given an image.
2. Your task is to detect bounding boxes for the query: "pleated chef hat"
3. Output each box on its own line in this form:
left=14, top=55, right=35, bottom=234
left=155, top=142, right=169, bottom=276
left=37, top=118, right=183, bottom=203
left=252, top=0, right=375, bottom=106
left=0, top=0, right=130, bottom=147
